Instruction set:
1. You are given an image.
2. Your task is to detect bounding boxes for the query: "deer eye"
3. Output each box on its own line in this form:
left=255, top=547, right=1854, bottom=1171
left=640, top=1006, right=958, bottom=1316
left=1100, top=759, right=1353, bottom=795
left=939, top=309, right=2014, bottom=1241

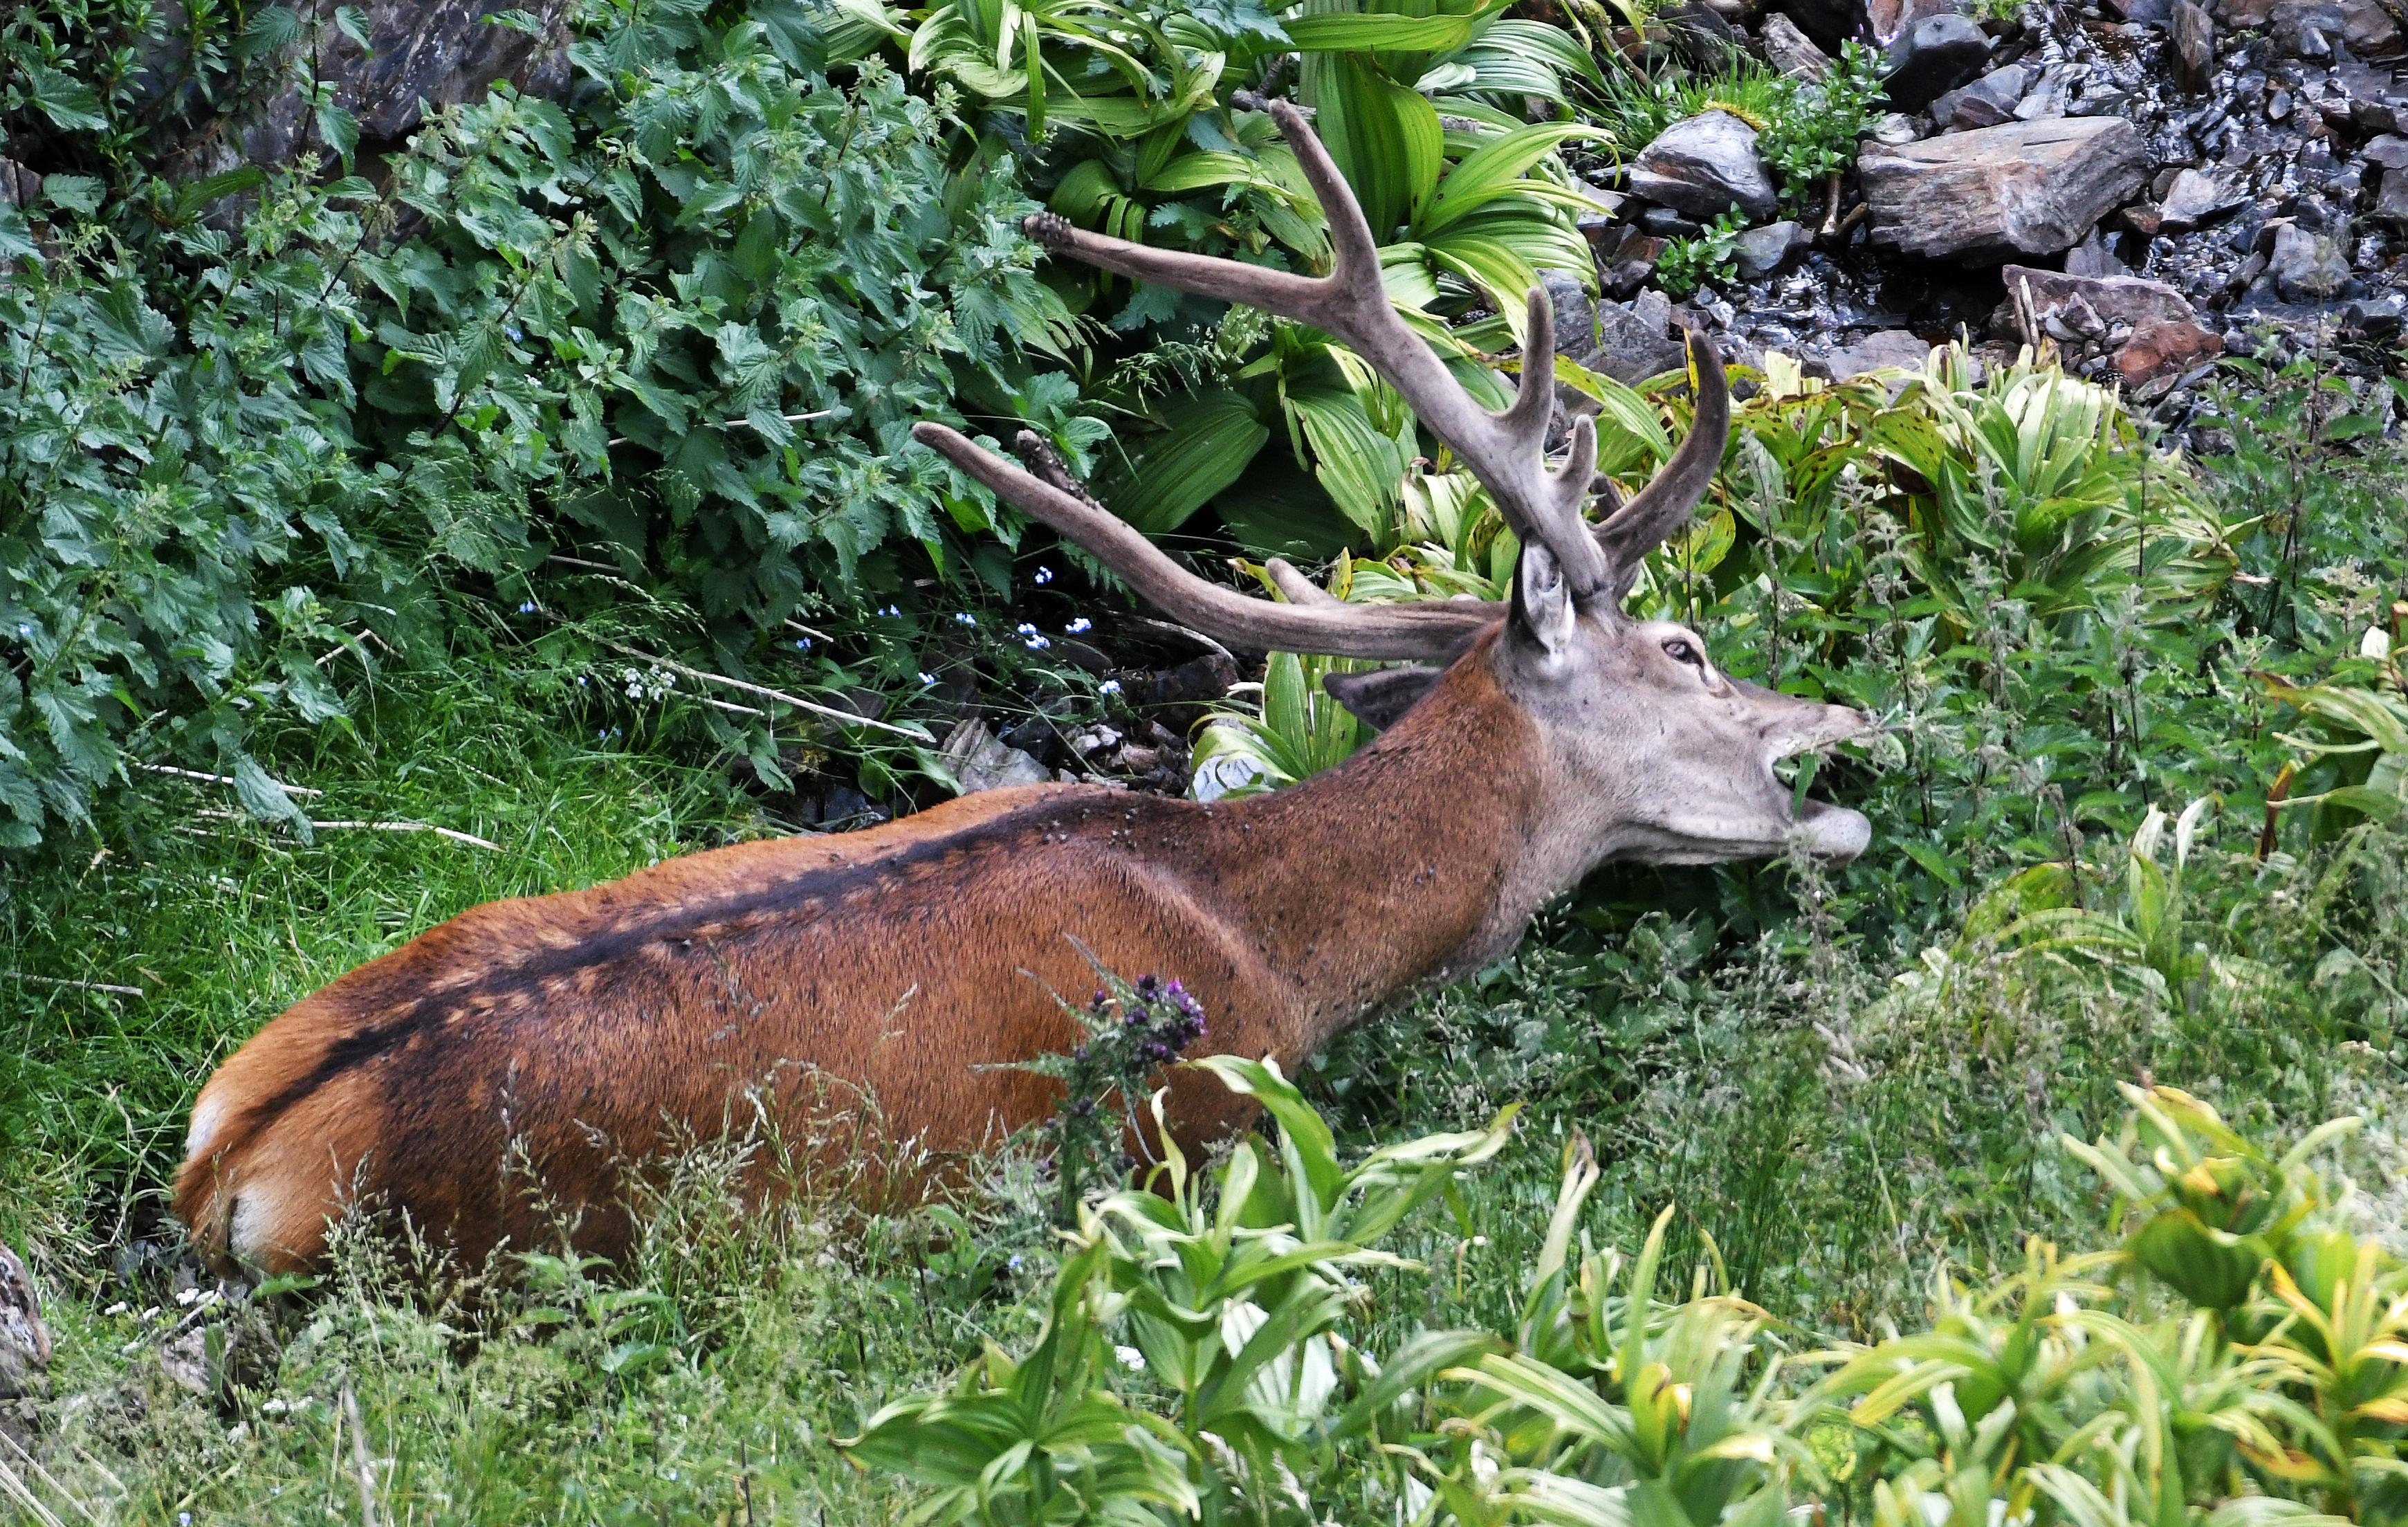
left=1661, top=638, right=1705, bottom=670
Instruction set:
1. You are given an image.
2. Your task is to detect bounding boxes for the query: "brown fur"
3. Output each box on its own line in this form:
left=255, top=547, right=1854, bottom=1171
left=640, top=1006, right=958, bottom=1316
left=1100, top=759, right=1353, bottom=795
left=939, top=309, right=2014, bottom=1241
left=174, top=642, right=1542, bottom=1272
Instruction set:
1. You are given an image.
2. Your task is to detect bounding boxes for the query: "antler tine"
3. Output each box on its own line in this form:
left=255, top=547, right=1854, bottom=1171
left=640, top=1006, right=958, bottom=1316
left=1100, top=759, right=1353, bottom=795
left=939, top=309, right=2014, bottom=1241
left=1023, top=100, right=1615, bottom=596
left=913, top=423, right=1498, bottom=661
left=1592, top=329, right=1731, bottom=600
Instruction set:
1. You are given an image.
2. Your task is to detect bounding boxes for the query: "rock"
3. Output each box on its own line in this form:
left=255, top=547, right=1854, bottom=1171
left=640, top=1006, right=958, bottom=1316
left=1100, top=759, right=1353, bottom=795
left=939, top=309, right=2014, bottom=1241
left=2375, top=166, right=2408, bottom=227
left=1930, top=64, right=2029, bottom=129
left=2064, top=227, right=2129, bottom=276
left=2268, top=220, right=2352, bottom=297
left=2332, top=52, right=2408, bottom=132
left=1639, top=204, right=1705, bottom=236
left=1596, top=226, right=1668, bottom=295
left=2267, top=0, right=2346, bottom=51
left=1870, top=0, right=1962, bottom=38
left=0, top=1245, right=47, bottom=1402
left=1628, top=111, right=1779, bottom=222
left=2343, top=0, right=2405, bottom=54
left=2157, top=167, right=2244, bottom=230
left=1871, top=111, right=1924, bottom=144
left=2365, top=134, right=2408, bottom=170
left=1883, top=15, right=1995, bottom=110
left=1819, top=329, right=1935, bottom=378
left=1992, top=265, right=2204, bottom=340
left=1583, top=291, right=1691, bottom=383
left=2114, top=319, right=2224, bottom=394
left=2216, top=0, right=2272, bottom=21
left=1858, top=117, right=2149, bottom=259
left=939, top=718, right=1053, bottom=794
left=2171, top=0, right=2216, bottom=89
left=1572, top=181, right=1626, bottom=257
left=158, top=0, right=571, bottom=175
left=1660, top=3, right=1745, bottom=66
left=1761, top=12, right=1836, bottom=78
left=0, top=159, right=37, bottom=211
left=1734, top=219, right=1812, bottom=279
left=2012, top=63, right=2072, bottom=119
left=1776, top=0, right=1874, bottom=52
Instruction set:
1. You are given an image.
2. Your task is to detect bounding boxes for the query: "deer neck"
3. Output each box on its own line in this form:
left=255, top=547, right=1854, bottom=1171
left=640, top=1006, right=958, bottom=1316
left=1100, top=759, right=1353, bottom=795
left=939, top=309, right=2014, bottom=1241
left=1194, top=643, right=1554, bottom=1066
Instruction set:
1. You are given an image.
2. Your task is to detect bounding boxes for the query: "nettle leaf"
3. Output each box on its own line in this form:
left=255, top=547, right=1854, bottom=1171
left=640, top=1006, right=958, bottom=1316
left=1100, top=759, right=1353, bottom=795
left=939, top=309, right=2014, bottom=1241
left=22, top=66, right=107, bottom=133
left=317, top=102, right=362, bottom=165
left=237, top=5, right=304, bottom=61
left=41, top=175, right=106, bottom=217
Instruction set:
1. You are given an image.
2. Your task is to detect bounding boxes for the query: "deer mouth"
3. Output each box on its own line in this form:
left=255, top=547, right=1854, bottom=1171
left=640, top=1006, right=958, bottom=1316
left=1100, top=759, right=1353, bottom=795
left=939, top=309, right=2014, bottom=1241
left=1789, top=794, right=1872, bottom=863
left=1767, top=702, right=1872, bottom=863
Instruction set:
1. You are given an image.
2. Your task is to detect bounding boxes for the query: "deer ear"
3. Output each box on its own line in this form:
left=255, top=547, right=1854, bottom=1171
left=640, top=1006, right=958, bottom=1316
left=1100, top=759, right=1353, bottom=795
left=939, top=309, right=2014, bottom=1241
left=1509, top=540, right=1577, bottom=661
left=1323, top=666, right=1443, bottom=731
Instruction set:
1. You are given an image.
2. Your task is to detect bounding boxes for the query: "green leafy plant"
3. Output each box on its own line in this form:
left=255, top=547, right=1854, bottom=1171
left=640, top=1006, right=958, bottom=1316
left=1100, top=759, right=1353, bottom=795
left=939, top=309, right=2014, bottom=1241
left=1655, top=208, right=1747, bottom=298
left=842, top=1054, right=1517, bottom=1526
left=1754, top=42, right=1888, bottom=206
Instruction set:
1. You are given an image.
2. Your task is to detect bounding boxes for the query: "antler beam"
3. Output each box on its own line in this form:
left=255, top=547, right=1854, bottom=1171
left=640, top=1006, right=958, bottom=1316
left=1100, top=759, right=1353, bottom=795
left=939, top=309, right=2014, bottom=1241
left=1023, top=100, right=1616, bottom=598
left=1592, top=329, right=1731, bottom=598
left=912, top=425, right=1498, bottom=660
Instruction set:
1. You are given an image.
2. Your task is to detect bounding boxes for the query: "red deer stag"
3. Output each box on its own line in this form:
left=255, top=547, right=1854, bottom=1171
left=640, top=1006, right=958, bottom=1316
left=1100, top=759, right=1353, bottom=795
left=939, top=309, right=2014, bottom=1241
left=176, top=102, right=1871, bottom=1274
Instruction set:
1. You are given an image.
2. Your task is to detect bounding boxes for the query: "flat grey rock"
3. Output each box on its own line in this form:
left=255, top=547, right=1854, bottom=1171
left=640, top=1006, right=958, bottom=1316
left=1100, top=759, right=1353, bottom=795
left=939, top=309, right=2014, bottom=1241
left=1992, top=266, right=2203, bottom=340
left=1819, top=329, right=1935, bottom=378
left=1628, top=111, right=1779, bottom=223
left=2156, top=168, right=2244, bottom=232
left=1858, top=116, right=2149, bottom=259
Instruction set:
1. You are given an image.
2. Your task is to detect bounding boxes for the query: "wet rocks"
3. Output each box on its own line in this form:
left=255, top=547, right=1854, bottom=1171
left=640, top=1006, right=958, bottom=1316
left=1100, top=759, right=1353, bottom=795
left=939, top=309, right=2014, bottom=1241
left=1884, top=15, right=1995, bottom=111
left=1931, top=65, right=2029, bottom=129
left=1858, top=116, right=2149, bottom=259
left=2268, top=219, right=2352, bottom=296
left=1735, top=220, right=1812, bottom=280
left=1628, top=111, right=1779, bottom=222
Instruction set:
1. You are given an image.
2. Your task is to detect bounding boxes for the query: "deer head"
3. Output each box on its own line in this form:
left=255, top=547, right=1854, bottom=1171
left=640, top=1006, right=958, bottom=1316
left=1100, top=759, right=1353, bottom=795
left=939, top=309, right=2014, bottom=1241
left=915, top=102, right=1869, bottom=872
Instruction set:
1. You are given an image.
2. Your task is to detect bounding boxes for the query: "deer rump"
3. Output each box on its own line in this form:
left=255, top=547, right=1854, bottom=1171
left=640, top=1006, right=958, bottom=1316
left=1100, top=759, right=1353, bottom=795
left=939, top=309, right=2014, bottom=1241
left=173, top=785, right=1241, bottom=1272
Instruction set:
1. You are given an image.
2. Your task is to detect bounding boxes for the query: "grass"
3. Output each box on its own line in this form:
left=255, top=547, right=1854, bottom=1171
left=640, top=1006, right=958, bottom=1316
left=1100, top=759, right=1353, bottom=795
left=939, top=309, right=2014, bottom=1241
left=5, top=637, right=2401, bottom=1521
left=5, top=373, right=2407, bottom=1521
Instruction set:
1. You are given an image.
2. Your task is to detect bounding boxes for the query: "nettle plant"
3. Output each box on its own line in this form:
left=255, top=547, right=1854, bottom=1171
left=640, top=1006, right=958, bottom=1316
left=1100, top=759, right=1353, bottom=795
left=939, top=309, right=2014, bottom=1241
left=0, top=0, right=1088, bottom=848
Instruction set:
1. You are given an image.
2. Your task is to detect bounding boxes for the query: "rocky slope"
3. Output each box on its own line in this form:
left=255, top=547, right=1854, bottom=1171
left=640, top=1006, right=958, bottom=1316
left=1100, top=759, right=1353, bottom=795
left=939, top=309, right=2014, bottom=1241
left=1568, top=0, right=2408, bottom=428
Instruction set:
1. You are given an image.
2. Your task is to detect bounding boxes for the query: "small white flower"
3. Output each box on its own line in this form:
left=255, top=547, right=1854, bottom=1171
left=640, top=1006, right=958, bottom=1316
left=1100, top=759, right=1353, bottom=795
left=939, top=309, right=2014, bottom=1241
left=1115, top=1344, right=1147, bottom=1372
left=1065, top=616, right=1092, bottom=634
left=1098, top=678, right=1121, bottom=695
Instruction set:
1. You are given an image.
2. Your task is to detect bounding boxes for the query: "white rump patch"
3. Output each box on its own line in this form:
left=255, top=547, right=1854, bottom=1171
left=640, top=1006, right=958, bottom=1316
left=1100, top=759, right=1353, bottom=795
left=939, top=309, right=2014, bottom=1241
left=228, top=1187, right=282, bottom=1268
left=185, top=1095, right=227, bottom=1159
